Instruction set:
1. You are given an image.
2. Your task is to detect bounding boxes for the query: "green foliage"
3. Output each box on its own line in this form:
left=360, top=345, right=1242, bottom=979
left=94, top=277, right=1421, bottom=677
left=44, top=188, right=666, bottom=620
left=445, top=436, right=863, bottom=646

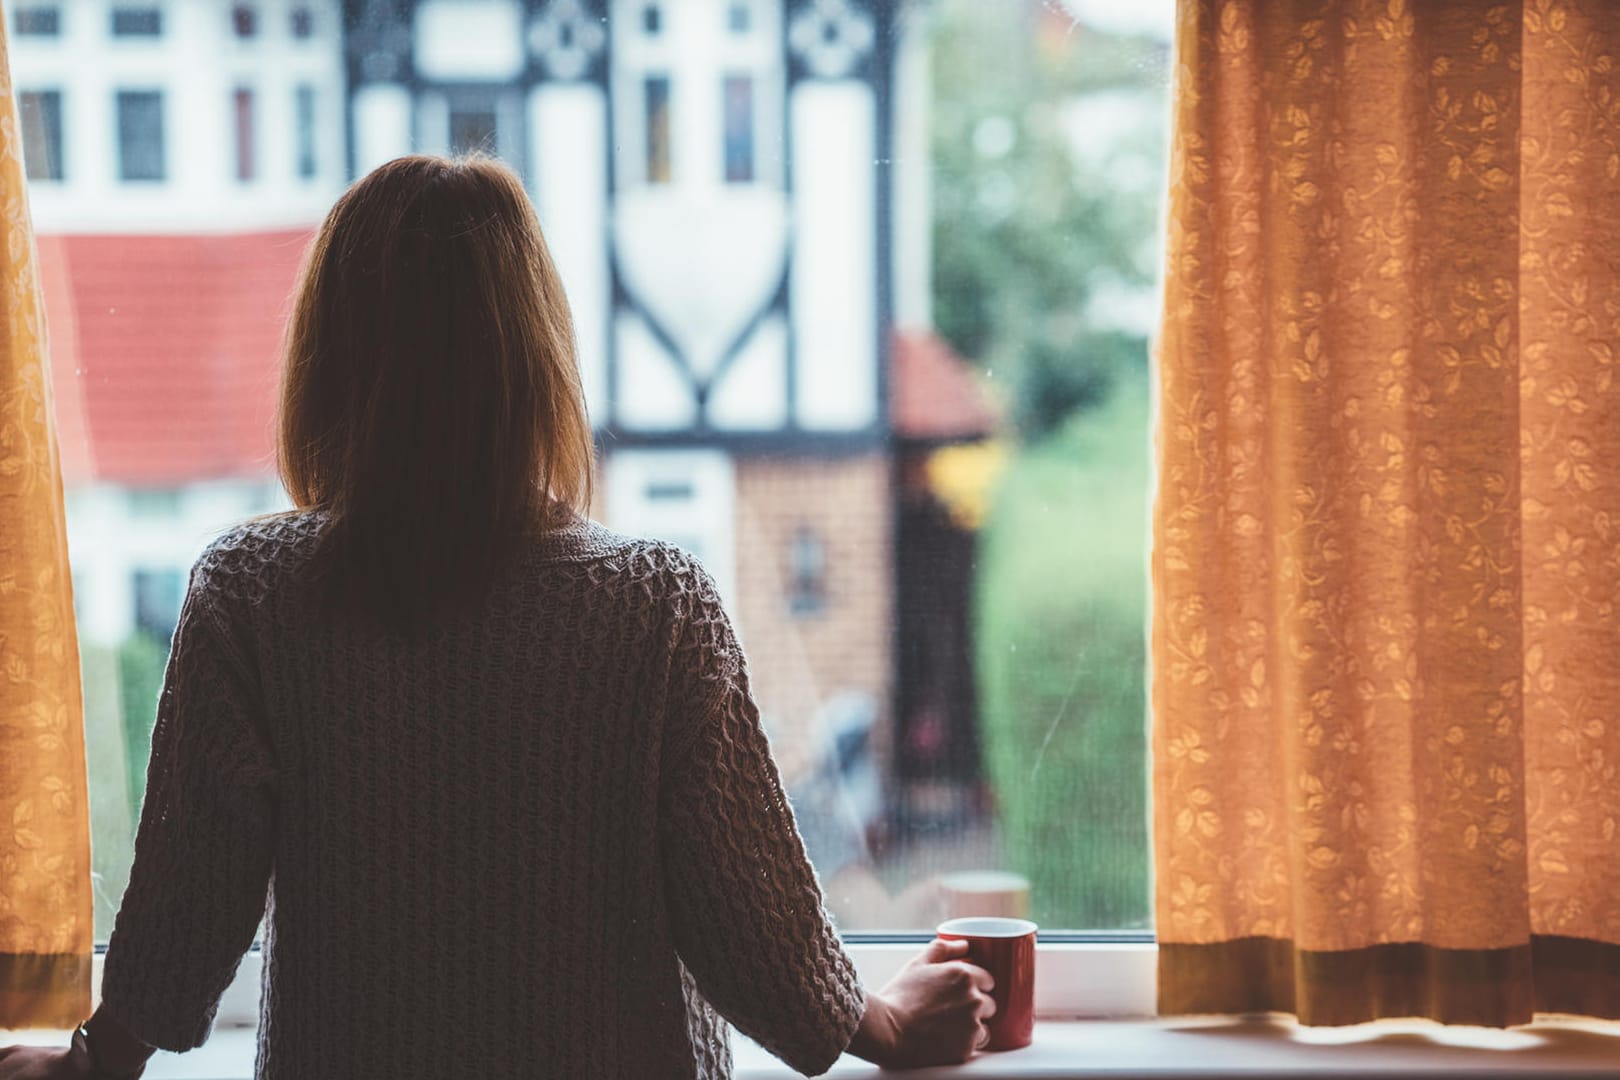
left=976, top=373, right=1152, bottom=929
left=117, top=631, right=169, bottom=822
left=929, top=0, right=1163, bottom=441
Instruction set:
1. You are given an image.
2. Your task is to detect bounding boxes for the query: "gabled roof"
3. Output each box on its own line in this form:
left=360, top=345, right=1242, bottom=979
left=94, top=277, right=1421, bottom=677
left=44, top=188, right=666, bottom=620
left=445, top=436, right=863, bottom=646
left=891, top=328, right=1000, bottom=443
left=38, top=230, right=312, bottom=485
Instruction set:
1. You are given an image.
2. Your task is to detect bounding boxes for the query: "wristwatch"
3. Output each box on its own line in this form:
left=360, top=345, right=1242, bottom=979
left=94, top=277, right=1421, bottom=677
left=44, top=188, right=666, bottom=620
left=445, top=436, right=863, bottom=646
left=69, top=1022, right=148, bottom=1080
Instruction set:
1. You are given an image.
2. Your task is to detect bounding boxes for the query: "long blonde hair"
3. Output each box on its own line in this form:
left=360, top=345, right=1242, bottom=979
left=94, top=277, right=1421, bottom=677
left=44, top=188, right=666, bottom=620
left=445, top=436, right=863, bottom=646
left=277, top=154, right=593, bottom=628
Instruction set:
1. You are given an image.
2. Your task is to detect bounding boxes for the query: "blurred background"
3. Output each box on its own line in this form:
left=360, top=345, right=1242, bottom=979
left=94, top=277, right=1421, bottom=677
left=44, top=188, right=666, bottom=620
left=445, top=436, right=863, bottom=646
left=12, top=0, right=1170, bottom=936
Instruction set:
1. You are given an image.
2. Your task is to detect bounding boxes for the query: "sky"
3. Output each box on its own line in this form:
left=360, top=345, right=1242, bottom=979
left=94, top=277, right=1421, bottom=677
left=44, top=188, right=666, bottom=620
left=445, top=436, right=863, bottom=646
left=1057, top=0, right=1176, bottom=42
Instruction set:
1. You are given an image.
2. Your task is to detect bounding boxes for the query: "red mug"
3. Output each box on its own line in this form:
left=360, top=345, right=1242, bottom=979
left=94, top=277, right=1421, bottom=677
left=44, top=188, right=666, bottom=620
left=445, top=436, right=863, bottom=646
left=937, top=916, right=1037, bottom=1051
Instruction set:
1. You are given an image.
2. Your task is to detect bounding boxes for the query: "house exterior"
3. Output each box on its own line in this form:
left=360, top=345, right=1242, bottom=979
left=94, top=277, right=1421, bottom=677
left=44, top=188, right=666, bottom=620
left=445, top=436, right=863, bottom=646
left=18, top=0, right=997, bottom=863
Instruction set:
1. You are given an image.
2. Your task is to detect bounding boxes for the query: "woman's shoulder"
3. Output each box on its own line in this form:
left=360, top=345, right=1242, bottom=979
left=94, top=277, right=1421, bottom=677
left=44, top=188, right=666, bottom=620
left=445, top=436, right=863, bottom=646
left=189, top=510, right=326, bottom=604
left=535, top=516, right=720, bottom=612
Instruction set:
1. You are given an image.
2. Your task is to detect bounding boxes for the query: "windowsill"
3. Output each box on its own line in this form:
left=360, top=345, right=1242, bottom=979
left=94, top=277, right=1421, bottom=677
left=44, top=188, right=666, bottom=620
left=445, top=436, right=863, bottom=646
left=11, top=1017, right=1620, bottom=1078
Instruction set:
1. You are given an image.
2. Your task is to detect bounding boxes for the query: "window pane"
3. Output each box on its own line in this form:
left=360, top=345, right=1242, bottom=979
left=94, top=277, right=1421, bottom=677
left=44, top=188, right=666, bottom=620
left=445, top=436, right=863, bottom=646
left=116, top=90, right=165, bottom=181
left=295, top=85, right=318, bottom=179
left=234, top=88, right=256, bottom=181
left=110, top=7, right=162, bottom=36
left=448, top=102, right=498, bottom=156
left=14, top=6, right=61, bottom=36
left=18, top=90, right=64, bottom=182
left=722, top=74, right=754, bottom=184
left=643, top=75, right=671, bottom=184
left=25, top=0, right=1170, bottom=941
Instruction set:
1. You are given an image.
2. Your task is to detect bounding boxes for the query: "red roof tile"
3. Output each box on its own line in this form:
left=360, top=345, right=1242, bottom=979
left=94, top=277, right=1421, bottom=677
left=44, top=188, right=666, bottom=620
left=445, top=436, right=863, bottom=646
left=891, top=328, right=1000, bottom=442
left=39, top=230, right=312, bottom=485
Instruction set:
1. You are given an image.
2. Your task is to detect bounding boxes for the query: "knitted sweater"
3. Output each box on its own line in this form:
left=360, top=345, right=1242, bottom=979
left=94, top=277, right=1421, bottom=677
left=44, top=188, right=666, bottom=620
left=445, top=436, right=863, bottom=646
left=99, top=511, right=867, bottom=1079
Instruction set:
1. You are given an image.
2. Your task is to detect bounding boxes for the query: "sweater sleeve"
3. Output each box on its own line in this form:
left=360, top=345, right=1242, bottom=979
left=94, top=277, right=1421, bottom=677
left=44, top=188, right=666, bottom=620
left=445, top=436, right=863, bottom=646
left=658, top=563, right=866, bottom=1078
left=99, top=565, right=277, bottom=1051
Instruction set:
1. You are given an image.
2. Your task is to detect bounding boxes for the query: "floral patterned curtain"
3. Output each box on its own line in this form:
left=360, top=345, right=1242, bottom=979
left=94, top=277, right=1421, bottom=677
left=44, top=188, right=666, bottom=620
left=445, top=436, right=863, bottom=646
left=1153, top=0, right=1620, bottom=1025
left=0, top=9, right=94, bottom=1029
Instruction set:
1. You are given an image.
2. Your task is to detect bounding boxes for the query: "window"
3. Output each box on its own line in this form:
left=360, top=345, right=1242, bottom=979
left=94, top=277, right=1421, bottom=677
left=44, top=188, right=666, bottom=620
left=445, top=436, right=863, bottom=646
left=233, top=88, right=256, bottom=181
left=18, top=90, right=64, bottom=182
left=13, top=5, right=60, bottom=36
left=787, top=527, right=826, bottom=616
left=31, top=0, right=1171, bottom=968
left=722, top=74, right=755, bottom=183
left=643, top=75, right=671, bottom=184
left=448, top=102, right=498, bottom=156
left=294, top=85, right=318, bottom=179
left=110, top=6, right=162, bottom=36
left=131, top=567, right=183, bottom=641
left=116, top=90, right=165, bottom=181
left=232, top=3, right=257, bottom=38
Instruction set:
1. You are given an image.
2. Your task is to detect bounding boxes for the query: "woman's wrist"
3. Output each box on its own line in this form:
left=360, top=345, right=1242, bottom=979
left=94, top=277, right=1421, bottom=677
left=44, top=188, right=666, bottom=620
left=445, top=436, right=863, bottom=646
left=845, top=990, right=899, bottom=1067
left=81, top=1006, right=156, bottom=1076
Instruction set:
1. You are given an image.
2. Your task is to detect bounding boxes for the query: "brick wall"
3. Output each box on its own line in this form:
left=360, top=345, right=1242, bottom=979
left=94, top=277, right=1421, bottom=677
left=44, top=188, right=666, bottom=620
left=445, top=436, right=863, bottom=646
left=732, top=452, right=893, bottom=788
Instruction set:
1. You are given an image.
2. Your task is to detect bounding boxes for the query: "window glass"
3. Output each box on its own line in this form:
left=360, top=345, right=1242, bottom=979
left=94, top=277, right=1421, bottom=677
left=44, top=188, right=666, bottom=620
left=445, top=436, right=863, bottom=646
left=110, top=6, right=162, bottom=37
left=722, top=74, right=754, bottom=183
left=115, top=90, right=165, bottom=181
left=18, top=89, right=64, bottom=182
left=234, top=88, right=256, bottom=181
left=26, top=0, right=1171, bottom=940
left=643, top=74, right=672, bottom=184
left=295, top=85, right=318, bottom=179
left=13, top=5, right=60, bottom=36
left=233, top=4, right=258, bottom=38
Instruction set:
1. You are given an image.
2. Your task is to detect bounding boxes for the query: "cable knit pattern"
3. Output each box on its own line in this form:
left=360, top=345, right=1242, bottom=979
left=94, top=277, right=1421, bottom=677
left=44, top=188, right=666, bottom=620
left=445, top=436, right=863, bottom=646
left=97, top=511, right=865, bottom=1079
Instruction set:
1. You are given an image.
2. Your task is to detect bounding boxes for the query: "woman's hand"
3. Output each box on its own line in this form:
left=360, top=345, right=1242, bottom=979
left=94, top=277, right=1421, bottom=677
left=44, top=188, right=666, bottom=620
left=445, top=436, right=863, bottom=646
left=847, top=937, right=997, bottom=1068
left=0, top=1045, right=79, bottom=1080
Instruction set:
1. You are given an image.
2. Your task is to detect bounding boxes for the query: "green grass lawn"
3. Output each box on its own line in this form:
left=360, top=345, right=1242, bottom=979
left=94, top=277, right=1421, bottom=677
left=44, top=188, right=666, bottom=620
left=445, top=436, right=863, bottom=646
left=976, top=370, right=1152, bottom=930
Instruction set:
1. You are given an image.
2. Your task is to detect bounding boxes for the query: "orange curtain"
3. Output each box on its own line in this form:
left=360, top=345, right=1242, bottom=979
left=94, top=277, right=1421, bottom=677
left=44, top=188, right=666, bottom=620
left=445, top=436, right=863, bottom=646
left=1153, top=0, right=1620, bottom=1026
left=0, top=10, right=94, bottom=1028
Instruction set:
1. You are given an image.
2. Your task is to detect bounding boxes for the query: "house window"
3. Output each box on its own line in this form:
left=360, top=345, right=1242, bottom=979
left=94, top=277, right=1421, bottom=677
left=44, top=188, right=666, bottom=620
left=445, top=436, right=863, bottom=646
left=727, top=1, right=751, bottom=33
left=641, top=2, right=661, bottom=35
left=290, top=5, right=314, bottom=38
left=110, top=6, right=162, bottom=36
left=13, top=5, right=60, bottom=36
left=448, top=102, right=498, bottom=155
left=295, top=85, right=318, bottom=179
left=231, top=3, right=257, bottom=38
left=116, top=90, right=165, bottom=181
left=644, top=75, right=672, bottom=184
left=132, top=567, right=184, bottom=641
left=788, top=527, right=827, bottom=616
left=723, top=74, right=755, bottom=183
left=18, top=90, right=64, bottom=182
left=234, top=88, right=256, bottom=181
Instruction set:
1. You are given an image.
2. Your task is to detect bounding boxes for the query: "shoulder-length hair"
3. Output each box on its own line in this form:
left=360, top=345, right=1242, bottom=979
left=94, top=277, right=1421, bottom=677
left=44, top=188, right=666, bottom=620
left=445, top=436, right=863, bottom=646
left=277, top=154, right=593, bottom=629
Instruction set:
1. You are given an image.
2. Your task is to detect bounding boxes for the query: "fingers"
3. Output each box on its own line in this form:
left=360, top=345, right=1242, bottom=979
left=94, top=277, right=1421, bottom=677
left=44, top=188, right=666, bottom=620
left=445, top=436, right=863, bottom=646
left=923, top=937, right=969, bottom=963
left=976, top=989, right=999, bottom=1019
left=964, top=961, right=995, bottom=994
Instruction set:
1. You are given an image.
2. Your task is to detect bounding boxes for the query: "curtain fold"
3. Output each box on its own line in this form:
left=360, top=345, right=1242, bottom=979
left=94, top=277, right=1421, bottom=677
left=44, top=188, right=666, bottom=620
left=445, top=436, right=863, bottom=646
left=1153, top=0, right=1620, bottom=1025
left=0, top=8, right=94, bottom=1029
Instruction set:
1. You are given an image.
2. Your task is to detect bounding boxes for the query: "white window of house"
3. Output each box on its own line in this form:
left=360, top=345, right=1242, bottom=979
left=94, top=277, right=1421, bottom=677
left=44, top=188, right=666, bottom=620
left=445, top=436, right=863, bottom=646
left=294, top=85, right=318, bottom=179
left=109, top=5, right=162, bottom=37
left=13, top=4, right=61, bottom=36
left=115, top=89, right=165, bottom=181
left=233, top=87, right=256, bottom=182
left=18, top=89, right=65, bottom=182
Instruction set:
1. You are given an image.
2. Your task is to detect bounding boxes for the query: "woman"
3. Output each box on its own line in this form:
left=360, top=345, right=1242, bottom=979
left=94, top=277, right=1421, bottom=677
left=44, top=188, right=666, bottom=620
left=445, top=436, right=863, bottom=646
left=0, top=155, right=994, bottom=1079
